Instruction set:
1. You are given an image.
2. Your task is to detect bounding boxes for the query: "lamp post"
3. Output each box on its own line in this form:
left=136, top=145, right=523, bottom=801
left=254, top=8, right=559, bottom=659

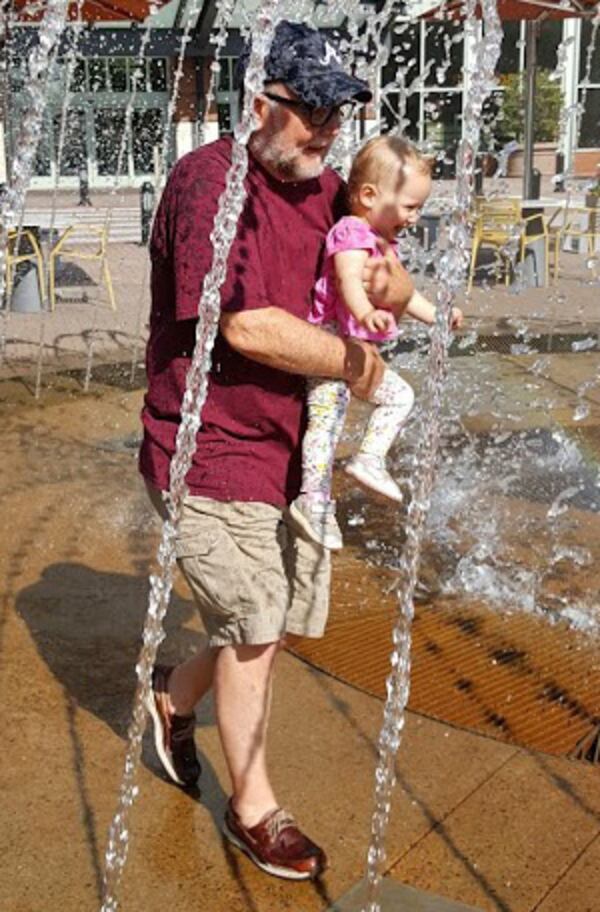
left=140, top=181, right=155, bottom=245
left=522, top=19, right=539, bottom=200
left=78, top=164, right=92, bottom=206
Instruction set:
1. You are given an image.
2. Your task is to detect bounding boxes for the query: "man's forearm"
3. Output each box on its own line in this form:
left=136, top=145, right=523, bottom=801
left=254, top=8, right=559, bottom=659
left=220, top=307, right=347, bottom=377
left=220, top=306, right=384, bottom=399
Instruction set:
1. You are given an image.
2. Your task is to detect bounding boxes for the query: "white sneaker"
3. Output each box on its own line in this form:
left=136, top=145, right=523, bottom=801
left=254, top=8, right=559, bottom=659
left=289, top=495, right=343, bottom=550
left=345, top=455, right=403, bottom=502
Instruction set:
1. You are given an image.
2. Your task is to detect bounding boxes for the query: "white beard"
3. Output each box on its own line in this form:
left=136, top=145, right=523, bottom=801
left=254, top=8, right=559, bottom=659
left=250, top=132, right=326, bottom=182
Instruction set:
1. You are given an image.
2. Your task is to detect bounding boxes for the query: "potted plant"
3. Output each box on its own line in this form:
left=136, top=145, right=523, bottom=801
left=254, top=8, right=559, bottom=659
left=496, top=70, right=564, bottom=177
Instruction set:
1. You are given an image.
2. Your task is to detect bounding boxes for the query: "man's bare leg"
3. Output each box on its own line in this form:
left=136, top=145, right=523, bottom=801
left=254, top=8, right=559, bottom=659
left=214, top=641, right=281, bottom=827
left=164, top=644, right=218, bottom=716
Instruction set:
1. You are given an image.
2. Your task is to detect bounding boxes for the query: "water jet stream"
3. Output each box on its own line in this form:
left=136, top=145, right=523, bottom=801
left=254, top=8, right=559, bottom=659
left=99, top=6, right=284, bottom=909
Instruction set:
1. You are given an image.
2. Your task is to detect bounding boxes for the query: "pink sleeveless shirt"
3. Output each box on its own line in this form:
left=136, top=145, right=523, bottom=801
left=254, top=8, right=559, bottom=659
left=310, top=215, right=399, bottom=342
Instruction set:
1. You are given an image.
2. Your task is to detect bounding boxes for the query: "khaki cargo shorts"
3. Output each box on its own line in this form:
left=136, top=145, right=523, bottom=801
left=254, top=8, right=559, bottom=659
left=147, top=485, right=331, bottom=647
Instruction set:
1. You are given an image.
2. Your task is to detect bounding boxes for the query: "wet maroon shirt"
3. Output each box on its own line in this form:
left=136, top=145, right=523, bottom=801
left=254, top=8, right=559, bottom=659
left=139, top=137, right=346, bottom=506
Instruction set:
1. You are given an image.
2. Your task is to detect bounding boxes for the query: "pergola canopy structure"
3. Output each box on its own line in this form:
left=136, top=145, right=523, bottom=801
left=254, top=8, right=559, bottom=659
left=425, top=0, right=599, bottom=20
left=12, top=0, right=173, bottom=22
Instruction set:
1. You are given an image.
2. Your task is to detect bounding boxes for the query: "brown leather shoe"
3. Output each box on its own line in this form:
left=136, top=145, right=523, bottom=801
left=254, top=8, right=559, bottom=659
left=145, top=664, right=201, bottom=787
left=223, top=800, right=327, bottom=880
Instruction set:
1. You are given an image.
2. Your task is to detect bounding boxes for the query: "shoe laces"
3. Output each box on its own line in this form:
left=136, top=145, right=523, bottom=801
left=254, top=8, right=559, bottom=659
left=265, top=808, right=296, bottom=841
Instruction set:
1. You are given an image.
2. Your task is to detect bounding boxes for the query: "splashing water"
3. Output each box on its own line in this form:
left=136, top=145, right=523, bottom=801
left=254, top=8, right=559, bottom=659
left=99, top=6, right=284, bottom=910
left=33, top=0, right=87, bottom=399
left=0, top=0, right=69, bottom=355
left=363, top=1, right=503, bottom=908
left=80, top=0, right=161, bottom=392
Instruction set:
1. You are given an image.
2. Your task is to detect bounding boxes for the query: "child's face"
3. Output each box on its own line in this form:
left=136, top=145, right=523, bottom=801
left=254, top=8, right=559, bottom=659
left=367, top=164, right=432, bottom=242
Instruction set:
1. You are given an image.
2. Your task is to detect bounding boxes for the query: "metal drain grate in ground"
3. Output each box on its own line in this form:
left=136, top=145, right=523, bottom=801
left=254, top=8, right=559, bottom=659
left=288, top=573, right=600, bottom=762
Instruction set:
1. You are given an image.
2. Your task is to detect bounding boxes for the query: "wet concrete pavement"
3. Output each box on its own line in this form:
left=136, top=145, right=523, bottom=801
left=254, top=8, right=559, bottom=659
left=1, top=344, right=599, bottom=912
left=2, top=206, right=599, bottom=381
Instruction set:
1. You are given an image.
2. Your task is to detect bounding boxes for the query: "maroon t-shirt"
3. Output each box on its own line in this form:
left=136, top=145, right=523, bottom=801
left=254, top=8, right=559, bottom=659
left=139, top=137, right=346, bottom=507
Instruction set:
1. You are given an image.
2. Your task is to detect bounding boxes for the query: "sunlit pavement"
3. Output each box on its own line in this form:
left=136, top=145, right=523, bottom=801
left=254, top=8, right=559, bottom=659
left=1, top=325, right=599, bottom=911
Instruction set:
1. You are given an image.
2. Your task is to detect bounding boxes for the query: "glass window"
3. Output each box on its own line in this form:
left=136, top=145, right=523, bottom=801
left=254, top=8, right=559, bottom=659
left=149, top=58, right=167, bottom=92
left=129, top=61, right=146, bottom=92
left=8, top=55, right=25, bottom=94
left=88, top=59, right=107, bottom=92
left=54, top=109, right=87, bottom=176
left=33, top=119, right=52, bottom=176
left=94, top=109, right=127, bottom=175
left=132, top=108, right=164, bottom=174
left=403, top=92, right=420, bottom=142
left=497, top=21, right=521, bottom=75
left=423, top=92, right=462, bottom=150
left=578, top=87, right=600, bottom=147
left=579, top=21, right=600, bottom=83
left=108, top=59, right=127, bottom=93
left=424, top=22, right=463, bottom=88
left=537, top=20, right=562, bottom=71
left=481, top=91, right=503, bottom=151
left=218, top=59, right=232, bottom=92
left=380, top=89, right=419, bottom=140
left=71, top=59, right=87, bottom=92
left=217, top=102, right=232, bottom=135
left=380, top=90, right=399, bottom=134
left=386, top=22, right=420, bottom=89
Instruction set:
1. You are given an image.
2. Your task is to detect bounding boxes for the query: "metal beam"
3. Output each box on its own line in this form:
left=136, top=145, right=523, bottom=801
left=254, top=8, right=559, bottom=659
left=192, top=0, right=218, bottom=45
left=9, top=24, right=207, bottom=55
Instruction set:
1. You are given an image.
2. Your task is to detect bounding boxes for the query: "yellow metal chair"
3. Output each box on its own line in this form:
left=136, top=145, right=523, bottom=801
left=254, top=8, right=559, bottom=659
left=48, top=224, right=116, bottom=311
left=468, top=198, right=550, bottom=291
left=468, top=198, right=521, bottom=292
left=550, top=205, right=599, bottom=281
left=6, top=228, right=46, bottom=305
left=520, top=211, right=550, bottom=287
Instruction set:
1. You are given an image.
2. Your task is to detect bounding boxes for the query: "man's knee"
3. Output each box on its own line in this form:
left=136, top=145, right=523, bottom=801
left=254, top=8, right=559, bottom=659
left=227, top=640, right=285, bottom=663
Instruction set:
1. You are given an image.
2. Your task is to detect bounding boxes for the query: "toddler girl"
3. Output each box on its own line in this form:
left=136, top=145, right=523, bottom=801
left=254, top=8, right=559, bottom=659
left=290, top=135, right=462, bottom=550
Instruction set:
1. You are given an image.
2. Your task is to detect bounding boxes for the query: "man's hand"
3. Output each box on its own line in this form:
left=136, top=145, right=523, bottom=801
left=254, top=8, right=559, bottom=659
left=343, top=339, right=385, bottom=401
left=361, top=309, right=396, bottom=335
left=362, top=242, right=414, bottom=318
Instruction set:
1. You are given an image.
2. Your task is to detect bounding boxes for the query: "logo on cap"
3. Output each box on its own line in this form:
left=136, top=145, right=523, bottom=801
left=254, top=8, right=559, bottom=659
left=320, top=42, right=341, bottom=66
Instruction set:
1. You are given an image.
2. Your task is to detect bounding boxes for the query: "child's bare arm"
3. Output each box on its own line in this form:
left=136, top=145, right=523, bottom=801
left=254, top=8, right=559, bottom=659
left=405, top=289, right=436, bottom=324
left=334, top=250, right=396, bottom=334
left=405, top=289, right=463, bottom=329
left=362, top=242, right=414, bottom=318
left=333, top=249, right=377, bottom=324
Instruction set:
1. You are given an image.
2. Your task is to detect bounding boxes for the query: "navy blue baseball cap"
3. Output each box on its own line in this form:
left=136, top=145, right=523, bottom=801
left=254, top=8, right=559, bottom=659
left=236, top=20, right=372, bottom=109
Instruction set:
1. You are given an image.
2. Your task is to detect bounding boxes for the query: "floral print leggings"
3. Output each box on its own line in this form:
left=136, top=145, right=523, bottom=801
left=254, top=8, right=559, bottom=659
left=301, top=367, right=415, bottom=499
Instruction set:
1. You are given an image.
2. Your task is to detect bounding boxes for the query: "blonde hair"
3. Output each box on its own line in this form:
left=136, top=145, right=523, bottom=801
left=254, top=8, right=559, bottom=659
left=347, top=136, right=431, bottom=211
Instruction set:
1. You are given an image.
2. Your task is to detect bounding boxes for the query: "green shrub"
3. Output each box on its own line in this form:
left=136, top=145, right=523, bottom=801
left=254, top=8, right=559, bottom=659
left=497, top=70, right=563, bottom=144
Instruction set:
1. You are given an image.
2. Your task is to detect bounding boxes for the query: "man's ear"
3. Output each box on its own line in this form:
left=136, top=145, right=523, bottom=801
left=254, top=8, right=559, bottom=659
left=358, top=183, right=378, bottom=211
left=253, top=94, right=271, bottom=128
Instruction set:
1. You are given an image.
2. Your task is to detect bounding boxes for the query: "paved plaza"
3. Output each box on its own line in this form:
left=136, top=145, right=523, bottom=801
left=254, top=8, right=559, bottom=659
left=1, top=185, right=599, bottom=912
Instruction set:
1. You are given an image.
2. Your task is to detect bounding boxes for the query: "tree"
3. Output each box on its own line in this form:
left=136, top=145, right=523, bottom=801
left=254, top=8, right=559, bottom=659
left=497, top=69, right=564, bottom=144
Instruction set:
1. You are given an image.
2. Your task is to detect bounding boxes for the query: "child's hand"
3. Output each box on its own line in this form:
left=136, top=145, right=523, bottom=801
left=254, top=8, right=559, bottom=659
left=450, top=306, right=464, bottom=330
left=362, top=309, right=396, bottom=334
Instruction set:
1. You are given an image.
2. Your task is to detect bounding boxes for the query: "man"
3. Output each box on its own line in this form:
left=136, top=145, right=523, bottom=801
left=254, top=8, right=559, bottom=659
left=140, top=20, right=413, bottom=881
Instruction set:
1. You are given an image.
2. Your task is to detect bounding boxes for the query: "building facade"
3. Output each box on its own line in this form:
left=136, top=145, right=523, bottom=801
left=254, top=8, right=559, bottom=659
left=2, top=1, right=598, bottom=190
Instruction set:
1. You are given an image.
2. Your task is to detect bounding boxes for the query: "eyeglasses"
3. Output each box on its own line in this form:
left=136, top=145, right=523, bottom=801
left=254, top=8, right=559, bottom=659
left=262, top=91, right=357, bottom=127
